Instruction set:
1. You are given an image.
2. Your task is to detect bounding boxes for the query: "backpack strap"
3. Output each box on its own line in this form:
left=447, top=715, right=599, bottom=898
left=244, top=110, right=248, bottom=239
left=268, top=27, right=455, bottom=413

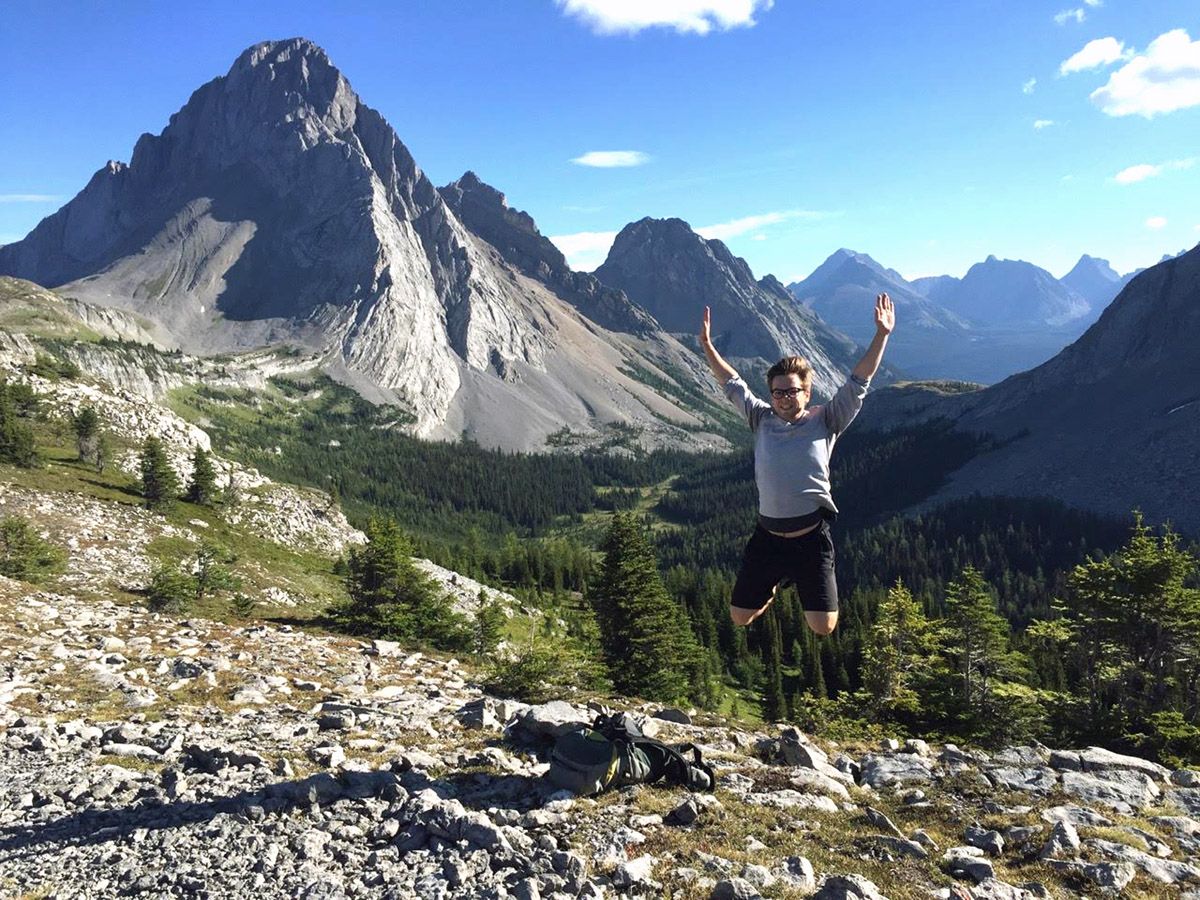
left=630, top=738, right=715, bottom=791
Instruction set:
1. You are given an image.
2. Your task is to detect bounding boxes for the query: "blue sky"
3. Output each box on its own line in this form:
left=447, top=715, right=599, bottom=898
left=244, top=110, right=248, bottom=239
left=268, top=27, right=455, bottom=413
left=1, top=1, right=1197, bottom=282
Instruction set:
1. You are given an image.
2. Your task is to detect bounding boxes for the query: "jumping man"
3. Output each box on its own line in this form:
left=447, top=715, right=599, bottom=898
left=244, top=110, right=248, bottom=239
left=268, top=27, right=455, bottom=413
left=699, top=294, right=895, bottom=635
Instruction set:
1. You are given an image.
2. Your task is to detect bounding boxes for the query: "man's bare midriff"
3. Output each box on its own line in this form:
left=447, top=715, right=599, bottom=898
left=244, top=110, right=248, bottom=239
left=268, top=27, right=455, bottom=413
left=767, top=522, right=820, bottom=539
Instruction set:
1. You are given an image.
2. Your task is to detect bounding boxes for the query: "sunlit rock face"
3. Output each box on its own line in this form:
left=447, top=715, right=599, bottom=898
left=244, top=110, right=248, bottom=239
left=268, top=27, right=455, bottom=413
left=594, top=217, right=862, bottom=399
left=0, top=40, right=732, bottom=449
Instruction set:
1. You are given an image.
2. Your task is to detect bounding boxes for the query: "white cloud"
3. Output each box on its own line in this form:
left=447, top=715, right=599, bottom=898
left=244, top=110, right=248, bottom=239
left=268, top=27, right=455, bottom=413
left=1023, top=77, right=1037, bottom=95
left=1113, top=158, right=1196, bottom=184
left=1060, top=37, right=1127, bottom=74
left=1083, top=0, right=1103, bottom=6
left=556, top=0, right=773, bottom=36
left=1055, top=8, right=1086, bottom=25
left=570, top=150, right=650, bottom=168
left=1146, top=216, right=1168, bottom=229
left=548, top=230, right=619, bottom=271
left=1091, top=29, right=1200, bottom=118
left=696, top=209, right=825, bottom=241
left=0, top=194, right=61, bottom=203
left=1115, top=163, right=1159, bottom=184
left=751, top=233, right=767, bottom=241
left=1033, top=119, right=1055, bottom=129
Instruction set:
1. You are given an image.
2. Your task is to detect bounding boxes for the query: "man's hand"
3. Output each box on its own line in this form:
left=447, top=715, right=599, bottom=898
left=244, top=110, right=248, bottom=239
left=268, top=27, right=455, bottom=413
left=699, top=305, right=737, bottom=385
left=852, top=294, right=894, bottom=382
left=874, top=293, right=895, bottom=335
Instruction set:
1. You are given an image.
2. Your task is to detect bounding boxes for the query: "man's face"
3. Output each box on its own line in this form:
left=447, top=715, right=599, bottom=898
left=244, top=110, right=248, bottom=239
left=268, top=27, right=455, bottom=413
left=769, top=373, right=810, bottom=422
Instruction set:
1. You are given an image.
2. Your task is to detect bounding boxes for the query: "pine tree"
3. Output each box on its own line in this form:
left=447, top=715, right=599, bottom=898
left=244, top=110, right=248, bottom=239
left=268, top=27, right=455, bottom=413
left=1052, top=513, right=1200, bottom=753
left=71, top=406, right=100, bottom=463
left=590, top=512, right=704, bottom=703
left=762, top=612, right=786, bottom=721
left=474, top=588, right=506, bottom=656
left=860, top=579, right=944, bottom=720
left=139, top=436, right=179, bottom=511
left=0, top=382, right=38, bottom=468
left=185, top=445, right=219, bottom=506
left=942, top=566, right=1025, bottom=734
left=94, top=431, right=111, bottom=474
left=193, top=541, right=240, bottom=604
left=341, top=517, right=472, bottom=651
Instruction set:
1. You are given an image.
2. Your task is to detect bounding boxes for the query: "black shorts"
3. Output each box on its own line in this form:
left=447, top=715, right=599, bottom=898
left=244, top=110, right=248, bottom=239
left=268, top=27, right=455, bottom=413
left=730, top=522, right=838, bottom=613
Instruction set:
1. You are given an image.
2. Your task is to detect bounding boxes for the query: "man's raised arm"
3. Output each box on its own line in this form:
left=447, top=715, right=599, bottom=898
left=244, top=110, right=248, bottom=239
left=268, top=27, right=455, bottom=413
left=852, top=293, right=895, bottom=382
left=700, top=306, right=738, bottom=386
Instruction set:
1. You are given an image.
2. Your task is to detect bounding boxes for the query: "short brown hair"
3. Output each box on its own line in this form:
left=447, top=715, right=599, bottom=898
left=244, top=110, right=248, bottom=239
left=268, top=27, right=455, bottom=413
left=766, top=356, right=812, bottom=390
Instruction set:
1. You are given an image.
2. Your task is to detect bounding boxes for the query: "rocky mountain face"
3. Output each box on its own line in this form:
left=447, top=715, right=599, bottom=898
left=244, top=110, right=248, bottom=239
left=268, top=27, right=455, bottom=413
left=1060, top=254, right=1131, bottom=305
left=909, top=274, right=961, bottom=304
left=1059, top=255, right=1135, bottom=327
left=787, top=250, right=975, bottom=383
left=788, top=249, right=968, bottom=337
left=438, top=172, right=659, bottom=337
left=940, top=256, right=1090, bottom=329
left=862, top=246, right=1200, bottom=534
left=0, top=40, right=728, bottom=452
left=594, top=218, right=861, bottom=399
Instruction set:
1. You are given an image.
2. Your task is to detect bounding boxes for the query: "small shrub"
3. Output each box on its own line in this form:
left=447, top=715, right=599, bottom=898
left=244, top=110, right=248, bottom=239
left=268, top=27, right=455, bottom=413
left=230, top=592, right=257, bottom=619
left=0, top=517, right=66, bottom=582
left=146, top=565, right=195, bottom=613
left=483, top=640, right=610, bottom=704
left=25, top=352, right=80, bottom=381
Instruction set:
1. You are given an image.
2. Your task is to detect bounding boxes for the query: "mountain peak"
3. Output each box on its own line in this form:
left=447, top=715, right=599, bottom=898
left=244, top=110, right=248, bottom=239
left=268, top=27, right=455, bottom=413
left=438, top=174, right=660, bottom=335
left=792, top=247, right=907, bottom=292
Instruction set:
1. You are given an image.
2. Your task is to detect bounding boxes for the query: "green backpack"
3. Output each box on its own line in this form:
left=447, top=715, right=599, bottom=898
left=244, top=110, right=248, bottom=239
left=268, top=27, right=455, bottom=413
left=548, top=712, right=715, bottom=796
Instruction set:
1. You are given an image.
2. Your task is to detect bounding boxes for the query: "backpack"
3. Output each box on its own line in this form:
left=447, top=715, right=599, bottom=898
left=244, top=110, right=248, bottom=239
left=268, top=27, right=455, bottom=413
left=548, top=712, right=716, bottom=796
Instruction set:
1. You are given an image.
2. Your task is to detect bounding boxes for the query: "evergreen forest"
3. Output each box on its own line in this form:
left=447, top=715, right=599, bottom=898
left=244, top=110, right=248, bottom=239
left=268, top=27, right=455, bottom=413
left=166, top=374, right=1200, bottom=764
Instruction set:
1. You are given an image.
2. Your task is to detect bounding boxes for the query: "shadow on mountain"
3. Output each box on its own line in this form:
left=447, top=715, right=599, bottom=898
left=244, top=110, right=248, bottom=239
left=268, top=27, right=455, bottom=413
left=205, top=158, right=375, bottom=324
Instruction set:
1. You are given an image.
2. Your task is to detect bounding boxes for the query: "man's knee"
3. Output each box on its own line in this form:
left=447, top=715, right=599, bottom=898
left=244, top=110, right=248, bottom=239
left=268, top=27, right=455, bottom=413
left=805, top=611, right=838, bottom=635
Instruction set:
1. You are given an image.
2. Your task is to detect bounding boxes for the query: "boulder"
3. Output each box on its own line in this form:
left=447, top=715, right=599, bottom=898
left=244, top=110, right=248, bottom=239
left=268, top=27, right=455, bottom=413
left=1061, top=769, right=1160, bottom=814
left=859, top=752, right=935, bottom=789
left=812, top=874, right=890, bottom=899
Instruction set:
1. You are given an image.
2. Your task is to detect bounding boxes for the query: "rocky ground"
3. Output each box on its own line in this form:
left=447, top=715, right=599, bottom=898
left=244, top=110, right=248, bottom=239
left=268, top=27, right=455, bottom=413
left=3, top=577, right=1200, bottom=899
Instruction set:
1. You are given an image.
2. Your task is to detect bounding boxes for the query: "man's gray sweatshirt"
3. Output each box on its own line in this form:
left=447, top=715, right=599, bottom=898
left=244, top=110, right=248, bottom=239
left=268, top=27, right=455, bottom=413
left=724, top=374, right=870, bottom=523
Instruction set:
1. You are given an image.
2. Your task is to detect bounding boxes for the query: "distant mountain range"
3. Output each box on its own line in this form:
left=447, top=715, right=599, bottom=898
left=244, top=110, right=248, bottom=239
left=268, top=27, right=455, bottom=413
left=789, top=250, right=1139, bottom=384
left=860, top=244, right=1200, bottom=534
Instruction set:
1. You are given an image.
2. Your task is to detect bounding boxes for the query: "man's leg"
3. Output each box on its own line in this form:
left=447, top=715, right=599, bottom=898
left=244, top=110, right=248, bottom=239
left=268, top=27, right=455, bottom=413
left=804, top=610, right=838, bottom=635
left=795, top=523, right=839, bottom=635
left=730, top=583, right=778, bottom=626
left=729, top=528, right=786, bottom=626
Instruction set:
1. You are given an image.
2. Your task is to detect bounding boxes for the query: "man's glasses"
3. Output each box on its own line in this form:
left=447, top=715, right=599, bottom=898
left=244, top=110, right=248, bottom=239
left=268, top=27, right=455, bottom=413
left=770, top=387, right=805, bottom=399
